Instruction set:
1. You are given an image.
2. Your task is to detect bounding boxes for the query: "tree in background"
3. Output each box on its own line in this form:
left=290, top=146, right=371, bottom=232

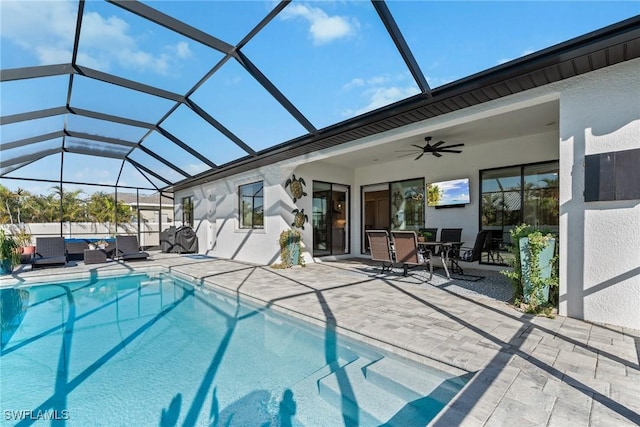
left=86, top=192, right=132, bottom=231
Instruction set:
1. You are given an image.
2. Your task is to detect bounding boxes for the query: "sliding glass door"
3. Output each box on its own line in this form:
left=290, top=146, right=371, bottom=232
left=312, top=182, right=349, bottom=257
left=480, top=160, right=559, bottom=265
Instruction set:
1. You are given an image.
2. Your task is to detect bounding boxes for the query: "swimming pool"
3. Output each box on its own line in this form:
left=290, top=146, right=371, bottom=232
left=1, top=272, right=471, bottom=426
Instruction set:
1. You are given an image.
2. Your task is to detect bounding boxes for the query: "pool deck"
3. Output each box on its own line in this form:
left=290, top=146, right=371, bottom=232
left=2, top=252, right=639, bottom=426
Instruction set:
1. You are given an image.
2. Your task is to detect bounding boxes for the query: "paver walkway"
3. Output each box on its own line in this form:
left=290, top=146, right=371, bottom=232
left=3, top=253, right=639, bottom=426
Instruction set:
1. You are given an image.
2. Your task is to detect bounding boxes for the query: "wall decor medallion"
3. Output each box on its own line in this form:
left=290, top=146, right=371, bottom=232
left=291, top=208, right=308, bottom=229
left=285, top=174, right=307, bottom=202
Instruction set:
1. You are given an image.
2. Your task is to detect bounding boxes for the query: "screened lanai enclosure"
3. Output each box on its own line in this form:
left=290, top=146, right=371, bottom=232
left=1, top=1, right=638, bottom=248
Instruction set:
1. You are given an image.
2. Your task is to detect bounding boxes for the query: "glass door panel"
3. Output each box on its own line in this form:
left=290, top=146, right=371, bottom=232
left=312, top=182, right=349, bottom=257
left=312, top=182, right=331, bottom=257
left=362, top=184, right=389, bottom=253
left=331, top=185, right=348, bottom=255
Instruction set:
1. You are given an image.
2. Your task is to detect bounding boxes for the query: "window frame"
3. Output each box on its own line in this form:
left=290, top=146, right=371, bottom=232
left=238, top=180, right=264, bottom=229
left=181, top=196, right=194, bottom=227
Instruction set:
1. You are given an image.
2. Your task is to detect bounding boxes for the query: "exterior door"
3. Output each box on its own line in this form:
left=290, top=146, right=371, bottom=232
left=312, top=182, right=349, bottom=257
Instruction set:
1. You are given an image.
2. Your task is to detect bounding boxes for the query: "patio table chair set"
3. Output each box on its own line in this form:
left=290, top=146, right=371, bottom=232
left=367, top=228, right=491, bottom=281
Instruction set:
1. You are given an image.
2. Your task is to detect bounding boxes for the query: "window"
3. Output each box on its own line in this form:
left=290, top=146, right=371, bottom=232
left=239, top=181, right=264, bottom=229
left=480, top=161, right=559, bottom=264
left=182, top=196, right=194, bottom=227
left=390, top=178, right=425, bottom=231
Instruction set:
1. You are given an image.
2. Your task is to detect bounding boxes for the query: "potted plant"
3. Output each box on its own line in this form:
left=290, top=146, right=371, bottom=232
left=417, top=229, right=433, bottom=243
left=272, top=229, right=305, bottom=268
left=501, top=224, right=558, bottom=314
left=1, top=230, right=21, bottom=275
left=14, top=228, right=35, bottom=263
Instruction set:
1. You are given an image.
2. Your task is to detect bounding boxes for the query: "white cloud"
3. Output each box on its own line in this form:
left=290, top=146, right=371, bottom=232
left=0, top=0, right=76, bottom=63
left=341, top=73, right=419, bottom=117
left=0, top=1, right=192, bottom=75
left=281, top=3, right=358, bottom=45
left=342, top=77, right=364, bottom=90
left=174, top=41, right=192, bottom=59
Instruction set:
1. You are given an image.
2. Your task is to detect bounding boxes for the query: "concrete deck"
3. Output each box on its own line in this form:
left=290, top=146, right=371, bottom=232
left=2, top=252, right=639, bottom=426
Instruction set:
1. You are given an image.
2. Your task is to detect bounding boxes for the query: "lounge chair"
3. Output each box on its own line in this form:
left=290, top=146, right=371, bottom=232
left=115, top=235, right=149, bottom=261
left=32, top=237, right=67, bottom=268
left=391, top=231, right=432, bottom=281
left=366, top=230, right=394, bottom=272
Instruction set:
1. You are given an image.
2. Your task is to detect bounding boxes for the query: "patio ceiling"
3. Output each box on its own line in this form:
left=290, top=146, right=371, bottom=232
left=1, top=1, right=639, bottom=193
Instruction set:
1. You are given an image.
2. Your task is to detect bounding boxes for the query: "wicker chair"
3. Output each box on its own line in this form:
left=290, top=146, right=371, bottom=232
left=366, top=230, right=394, bottom=273
left=390, top=231, right=432, bottom=281
left=115, top=235, right=149, bottom=261
left=32, top=237, right=67, bottom=268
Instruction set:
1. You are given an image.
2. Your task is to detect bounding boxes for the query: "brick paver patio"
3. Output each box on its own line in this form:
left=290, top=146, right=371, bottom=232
left=3, top=253, right=638, bottom=426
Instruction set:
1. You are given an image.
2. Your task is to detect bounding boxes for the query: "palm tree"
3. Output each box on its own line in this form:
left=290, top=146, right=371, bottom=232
left=50, top=185, right=85, bottom=222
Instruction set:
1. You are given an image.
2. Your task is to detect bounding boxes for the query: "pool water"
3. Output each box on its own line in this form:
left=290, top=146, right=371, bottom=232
left=1, top=272, right=471, bottom=426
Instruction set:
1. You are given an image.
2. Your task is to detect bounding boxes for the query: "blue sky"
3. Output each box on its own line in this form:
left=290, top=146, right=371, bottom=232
left=1, top=0, right=638, bottom=196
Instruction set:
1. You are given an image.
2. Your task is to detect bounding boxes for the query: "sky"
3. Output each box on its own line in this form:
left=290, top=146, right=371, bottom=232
left=1, top=0, right=638, bottom=197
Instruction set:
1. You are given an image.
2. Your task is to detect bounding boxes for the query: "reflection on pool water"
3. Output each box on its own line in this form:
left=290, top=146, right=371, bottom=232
left=1, top=272, right=471, bottom=426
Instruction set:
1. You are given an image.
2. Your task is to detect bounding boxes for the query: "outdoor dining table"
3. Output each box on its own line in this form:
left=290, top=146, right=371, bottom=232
left=417, top=241, right=464, bottom=279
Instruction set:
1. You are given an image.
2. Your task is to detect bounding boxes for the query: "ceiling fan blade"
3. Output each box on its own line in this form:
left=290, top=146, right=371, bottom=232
left=432, top=140, right=447, bottom=148
left=439, top=143, right=464, bottom=149
left=414, top=153, right=424, bottom=160
left=395, top=149, right=422, bottom=152
left=438, top=149, right=463, bottom=153
left=411, top=144, right=426, bottom=150
left=433, top=152, right=442, bottom=158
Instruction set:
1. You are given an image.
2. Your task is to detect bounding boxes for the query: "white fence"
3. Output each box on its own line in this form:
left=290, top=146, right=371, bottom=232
left=1, top=221, right=174, bottom=247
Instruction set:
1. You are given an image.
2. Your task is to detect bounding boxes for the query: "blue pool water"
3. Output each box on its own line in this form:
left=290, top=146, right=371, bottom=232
left=1, top=273, right=471, bottom=426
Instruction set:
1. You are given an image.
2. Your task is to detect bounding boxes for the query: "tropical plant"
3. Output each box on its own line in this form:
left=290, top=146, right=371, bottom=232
left=0, top=230, right=20, bottom=273
left=501, top=224, right=558, bottom=315
left=273, top=229, right=304, bottom=269
left=13, top=228, right=32, bottom=248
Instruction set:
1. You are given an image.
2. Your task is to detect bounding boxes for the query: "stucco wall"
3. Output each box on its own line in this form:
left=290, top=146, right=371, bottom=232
left=559, top=59, right=640, bottom=330
left=175, top=58, right=639, bottom=330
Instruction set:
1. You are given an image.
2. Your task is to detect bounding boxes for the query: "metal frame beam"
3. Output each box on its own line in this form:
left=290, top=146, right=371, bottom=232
left=0, top=107, right=68, bottom=125
left=0, top=64, right=73, bottom=82
left=372, top=1, right=431, bottom=95
left=184, top=99, right=256, bottom=155
left=155, top=126, right=218, bottom=169
left=127, top=158, right=173, bottom=186
left=136, top=145, right=192, bottom=178
left=75, top=66, right=183, bottom=102
left=65, top=130, right=138, bottom=148
left=107, top=0, right=234, bottom=54
left=63, top=146, right=128, bottom=160
left=1, top=131, right=64, bottom=151
left=1, top=148, right=61, bottom=168
left=234, top=51, right=317, bottom=134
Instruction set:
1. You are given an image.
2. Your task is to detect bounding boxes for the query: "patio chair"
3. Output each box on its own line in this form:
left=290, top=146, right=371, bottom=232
left=390, top=231, right=432, bottom=281
left=448, top=230, right=491, bottom=281
left=366, top=230, right=394, bottom=272
left=32, top=237, right=67, bottom=268
left=115, top=235, right=149, bottom=261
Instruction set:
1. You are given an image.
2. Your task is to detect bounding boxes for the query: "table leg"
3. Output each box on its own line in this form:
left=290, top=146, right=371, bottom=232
left=441, top=252, right=451, bottom=279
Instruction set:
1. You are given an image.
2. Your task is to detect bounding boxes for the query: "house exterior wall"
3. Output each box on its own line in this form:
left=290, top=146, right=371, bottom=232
left=177, top=58, right=639, bottom=329
left=559, top=59, right=640, bottom=330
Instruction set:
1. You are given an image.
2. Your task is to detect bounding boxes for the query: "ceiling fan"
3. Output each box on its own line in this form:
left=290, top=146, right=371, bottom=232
left=396, top=136, right=465, bottom=160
